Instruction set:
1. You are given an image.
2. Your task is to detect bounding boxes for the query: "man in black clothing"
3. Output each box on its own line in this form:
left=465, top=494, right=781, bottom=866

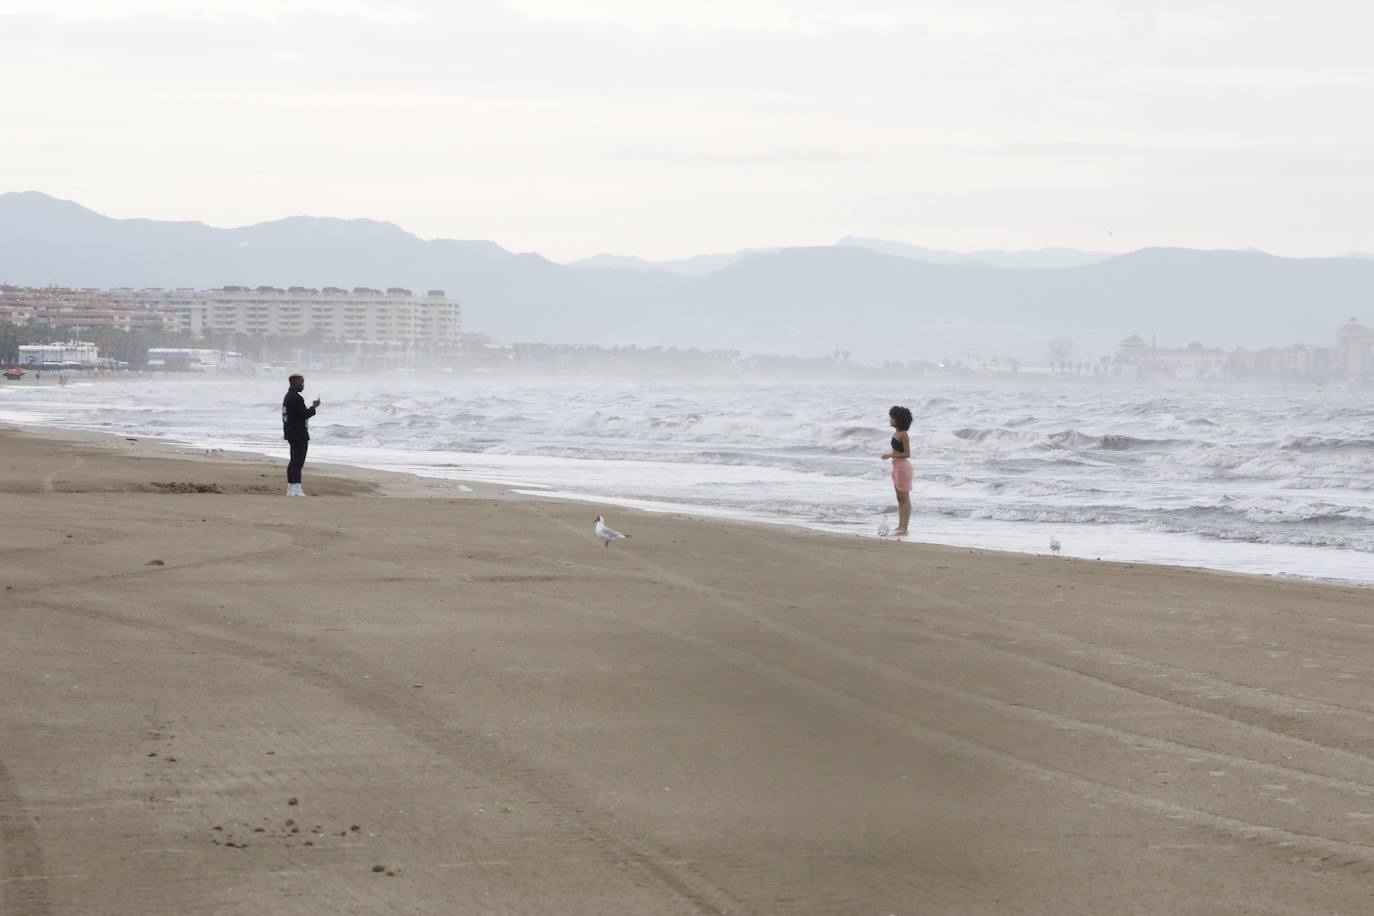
left=282, top=374, right=320, bottom=496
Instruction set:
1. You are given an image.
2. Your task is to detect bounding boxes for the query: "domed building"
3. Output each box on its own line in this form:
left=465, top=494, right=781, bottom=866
left=1335, top=318, right=1374, bottom=377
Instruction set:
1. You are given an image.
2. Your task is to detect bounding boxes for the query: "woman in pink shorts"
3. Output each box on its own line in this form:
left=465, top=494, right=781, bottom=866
left=882, top=405, right=914, bottom=536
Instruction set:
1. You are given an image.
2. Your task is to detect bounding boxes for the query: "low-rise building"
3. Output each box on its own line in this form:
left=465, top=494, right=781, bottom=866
left=1115, top=337, right=1229, bottom=379
left=145, top=347, right=246, bottom=372
left=1229, top=344, right=1333, bottom=379
left=17, top=341, right=102, bottom=368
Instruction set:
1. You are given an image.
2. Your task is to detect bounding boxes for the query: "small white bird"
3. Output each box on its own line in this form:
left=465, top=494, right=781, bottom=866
left=594, top=515, right=629, bottom=548
left=877, top=523, right=891, bottom=538
left=1050, top=538, right=1062, bottom=557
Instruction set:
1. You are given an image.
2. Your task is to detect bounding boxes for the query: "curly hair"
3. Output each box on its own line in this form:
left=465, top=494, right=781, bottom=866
left=889, top=405, right=913, bottom=431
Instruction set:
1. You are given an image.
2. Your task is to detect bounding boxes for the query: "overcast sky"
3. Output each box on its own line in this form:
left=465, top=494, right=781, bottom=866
left=3, top=0, right=1372, bottom=261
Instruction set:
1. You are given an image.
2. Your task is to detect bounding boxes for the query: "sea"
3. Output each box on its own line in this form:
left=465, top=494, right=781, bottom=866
left=2, top=374, right=1371, bottom=585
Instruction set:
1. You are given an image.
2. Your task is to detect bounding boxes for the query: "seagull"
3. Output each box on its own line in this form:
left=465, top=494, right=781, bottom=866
left=1050, top=538, right=1062, bottom=557
left=877, top=523, right=891, bottom=538
left=594, top=515, right=629, bottom=548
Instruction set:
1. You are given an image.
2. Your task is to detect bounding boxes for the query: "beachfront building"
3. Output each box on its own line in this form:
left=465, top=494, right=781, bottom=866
left=1115, top=336, right=1229, bottom=379
left=145, top=347, right=246, bottom=372
left=1334, top=318, right=1374, bottom=378
left=17, top=341, right=102, bottom=368
left=0, top=286, right=179, bottom=333
left=1229, top=344, right=1334, bottom=379
left=132, top=287, right=462, bottom=346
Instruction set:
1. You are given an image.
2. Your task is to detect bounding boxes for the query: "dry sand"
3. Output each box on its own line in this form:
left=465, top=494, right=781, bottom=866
left=1, top=425, right=1372, bottom=915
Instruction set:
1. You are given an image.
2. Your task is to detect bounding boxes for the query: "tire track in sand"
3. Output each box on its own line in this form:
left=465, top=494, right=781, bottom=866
left=522, top=506, right=1374, bottom=871
left=0, top=755, right=52, bottom=916
left=738, top=536, right=1374, bottom=774
left=26, top=594, right=741, bottom=916
left=38, top=456, right=84, bottom=494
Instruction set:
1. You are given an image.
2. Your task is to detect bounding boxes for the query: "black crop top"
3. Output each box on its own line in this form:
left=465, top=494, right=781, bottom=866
left=891, top=435, right=906, bottom=456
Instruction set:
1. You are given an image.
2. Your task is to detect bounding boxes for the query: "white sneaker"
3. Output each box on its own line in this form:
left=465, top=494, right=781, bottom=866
left=287, top=484, right=303, bottom=496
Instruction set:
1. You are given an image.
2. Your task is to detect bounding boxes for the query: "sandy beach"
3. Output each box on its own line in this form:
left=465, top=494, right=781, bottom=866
left=2, top=424, right=1372, bottom=915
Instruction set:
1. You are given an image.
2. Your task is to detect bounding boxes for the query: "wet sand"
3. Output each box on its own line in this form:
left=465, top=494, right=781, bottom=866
left=2, top=425, right=1372, bottom=915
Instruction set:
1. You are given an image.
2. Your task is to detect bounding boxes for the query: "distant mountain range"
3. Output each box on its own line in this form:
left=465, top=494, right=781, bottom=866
left=834, top=237, right=1116, bottom=270
left=3, top=191, right=1371, bottom=360
left=568, top=238, right=1112, bottom=274
left=569, top=249, right=780, bottom=275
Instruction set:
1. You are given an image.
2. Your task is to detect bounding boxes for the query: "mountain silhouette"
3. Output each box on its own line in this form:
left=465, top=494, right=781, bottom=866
left=2, top=191, right=1370, bottom=360
left=835, top=236, right=1115, bottom=269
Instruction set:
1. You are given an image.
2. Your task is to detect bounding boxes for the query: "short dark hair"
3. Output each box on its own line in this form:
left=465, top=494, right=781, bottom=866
left=889, top=405, right=913, bottom=431
left=288, top=373, right=304, bottom=383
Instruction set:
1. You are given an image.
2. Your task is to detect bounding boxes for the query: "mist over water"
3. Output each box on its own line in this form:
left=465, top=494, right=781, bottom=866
left=4, top=375, right=1371, bottom=583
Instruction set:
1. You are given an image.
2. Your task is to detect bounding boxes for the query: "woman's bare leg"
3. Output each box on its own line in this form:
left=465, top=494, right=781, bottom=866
left=895, top=488, right=910, bottom=534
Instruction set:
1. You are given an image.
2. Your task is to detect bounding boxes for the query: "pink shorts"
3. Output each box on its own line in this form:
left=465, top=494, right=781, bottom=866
left=891, top=457, right=913, bottom=493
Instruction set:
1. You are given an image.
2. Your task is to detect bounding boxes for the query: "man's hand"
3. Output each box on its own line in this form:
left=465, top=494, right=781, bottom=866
left=312, top=398, right=321, bottom=408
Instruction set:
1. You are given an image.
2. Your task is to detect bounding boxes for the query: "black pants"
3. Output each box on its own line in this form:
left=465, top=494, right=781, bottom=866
left=287, top=438, right=309, bottom=484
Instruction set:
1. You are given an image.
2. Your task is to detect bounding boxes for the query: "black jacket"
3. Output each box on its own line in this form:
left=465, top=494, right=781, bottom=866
left=282, top=390, right=316, bottom=441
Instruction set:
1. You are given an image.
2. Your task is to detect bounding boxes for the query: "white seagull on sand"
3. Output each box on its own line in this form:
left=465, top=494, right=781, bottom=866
left=1050, top=538, right=1062, bottom=557
left=595, top=515, right=629, bottom=548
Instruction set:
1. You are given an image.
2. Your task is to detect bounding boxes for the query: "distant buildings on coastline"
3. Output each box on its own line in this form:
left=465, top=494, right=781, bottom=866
left=2, top=283, right=1372, bottom=380
left=0, top=285, right=461, bottom=347
left=146, top=348, right=246, bottom=372
left=0, top=286, right=174, bottom=333
left=16, top=341, right=104, bottom=369
left=149, top=286, right=462, bottom=345
left=1335, top=318, right=1374, bottom=376
left=1110, top=319, right=1374, bottom=380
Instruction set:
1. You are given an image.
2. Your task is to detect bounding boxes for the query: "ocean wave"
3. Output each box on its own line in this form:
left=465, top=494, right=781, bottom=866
left=1280, top=435, right=1374, bottom=451
left=1140, top=518, right=1371, bottom=552
left=949, top=427, right=1177, bottom=452
left=10, top=375, right=1374, bottom=579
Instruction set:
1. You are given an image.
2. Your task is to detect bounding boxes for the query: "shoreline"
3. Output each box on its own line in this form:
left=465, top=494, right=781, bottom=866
left=3, top=419, right=1374, bottom=913
left=2, top=411, right=1369, bottom=589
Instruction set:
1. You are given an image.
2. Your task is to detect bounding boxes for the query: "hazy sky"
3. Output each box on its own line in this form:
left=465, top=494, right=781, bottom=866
left=3, top=0, right=1372, bottom=260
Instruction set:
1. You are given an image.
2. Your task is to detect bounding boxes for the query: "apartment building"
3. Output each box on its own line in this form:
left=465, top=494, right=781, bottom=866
left=1334, top=318, right=1374, bottom=377
left=0, top=286, right=179, bottom=333
left=1229, top=344, right=1334, bottom=378
left=1115, top=336, right=1229, bottom=379
left=134, top=287, right=462, bottom=344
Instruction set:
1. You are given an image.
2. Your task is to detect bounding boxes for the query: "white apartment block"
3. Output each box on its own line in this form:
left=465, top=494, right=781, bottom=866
left=1335, top=318, right=1374, bottom=377
left=131, top=286, right=461, bottom=344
